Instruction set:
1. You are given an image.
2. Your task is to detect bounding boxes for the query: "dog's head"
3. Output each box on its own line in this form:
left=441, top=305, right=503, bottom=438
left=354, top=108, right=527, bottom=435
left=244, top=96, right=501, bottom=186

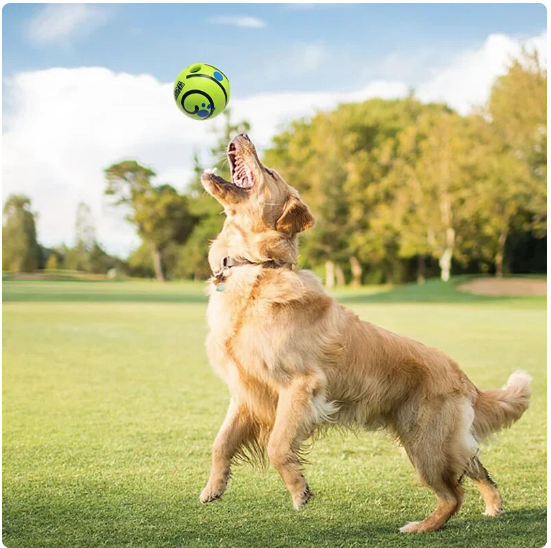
left=201, top=134, right=314, bottom=236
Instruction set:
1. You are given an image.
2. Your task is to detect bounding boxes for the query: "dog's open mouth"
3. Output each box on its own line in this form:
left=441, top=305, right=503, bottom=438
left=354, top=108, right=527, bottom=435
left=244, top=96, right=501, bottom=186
left=228, top=142, right=255, bottom=189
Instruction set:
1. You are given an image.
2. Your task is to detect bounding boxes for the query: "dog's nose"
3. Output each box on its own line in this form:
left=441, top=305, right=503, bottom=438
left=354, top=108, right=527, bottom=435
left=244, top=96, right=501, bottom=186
left=229, top=133, right=254, bottom=151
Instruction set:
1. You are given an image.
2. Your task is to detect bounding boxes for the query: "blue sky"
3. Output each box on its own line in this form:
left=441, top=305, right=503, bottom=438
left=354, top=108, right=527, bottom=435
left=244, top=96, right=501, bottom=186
left=2, top=3, right=547, bottom=255
left=2, top=3, right=546, bottom=95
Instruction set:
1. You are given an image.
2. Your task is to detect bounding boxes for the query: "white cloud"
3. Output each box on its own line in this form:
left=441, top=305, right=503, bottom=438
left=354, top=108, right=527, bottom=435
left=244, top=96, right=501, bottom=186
left=2, top=32, right=546, bottom=256
left=417, top=32, right=547, bottom=114
left=208, top=16, right=266, bottom=28
left=25, top=4, right=108, bottom=45
left=2, top=68, right=213, bottom=255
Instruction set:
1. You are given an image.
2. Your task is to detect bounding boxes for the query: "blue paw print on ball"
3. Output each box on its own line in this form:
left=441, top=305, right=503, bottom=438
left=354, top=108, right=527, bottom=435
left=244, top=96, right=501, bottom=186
left=213, top=71, right=223, bottom=81
left=197, top=103, right=214, bottom=118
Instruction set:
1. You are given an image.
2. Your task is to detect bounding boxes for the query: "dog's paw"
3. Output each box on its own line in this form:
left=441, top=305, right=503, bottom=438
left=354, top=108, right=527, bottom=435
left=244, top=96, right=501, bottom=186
left=292, top=485, right=314, bottom=510
left=199, top=482, right=226, bottom=504
left=483, top=505, right=504, bottom=517
left=399, top=521, right=421, bottom=533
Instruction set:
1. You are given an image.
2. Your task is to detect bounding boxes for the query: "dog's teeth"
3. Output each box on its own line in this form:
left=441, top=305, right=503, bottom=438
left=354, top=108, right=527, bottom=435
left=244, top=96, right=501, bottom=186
left=230, top=156, right=254, bottom=189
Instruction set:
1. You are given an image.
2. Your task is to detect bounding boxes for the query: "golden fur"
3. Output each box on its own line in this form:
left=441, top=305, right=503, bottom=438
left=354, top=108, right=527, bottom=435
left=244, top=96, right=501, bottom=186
left=199, top=134, right=532, bottom=533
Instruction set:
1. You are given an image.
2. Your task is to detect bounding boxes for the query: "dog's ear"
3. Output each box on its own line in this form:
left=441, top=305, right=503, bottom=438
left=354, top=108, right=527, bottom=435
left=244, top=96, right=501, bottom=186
left=275, top=195, right=314, bottom=234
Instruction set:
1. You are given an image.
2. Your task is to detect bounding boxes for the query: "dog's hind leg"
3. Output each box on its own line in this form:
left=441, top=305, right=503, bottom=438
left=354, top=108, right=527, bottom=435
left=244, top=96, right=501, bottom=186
left=268, top=373, right=330, bottom=510
left=466, top=457, right=503, bottom=516
left=399, top=399, right=473, bottom=533
left=400, top=466, right=464, bottom=533
left=200, top=399, right=259, bottom=503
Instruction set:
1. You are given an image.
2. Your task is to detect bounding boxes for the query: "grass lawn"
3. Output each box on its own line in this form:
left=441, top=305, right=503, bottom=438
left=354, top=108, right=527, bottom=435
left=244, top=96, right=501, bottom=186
left=2, top=279, right=547, bottom=548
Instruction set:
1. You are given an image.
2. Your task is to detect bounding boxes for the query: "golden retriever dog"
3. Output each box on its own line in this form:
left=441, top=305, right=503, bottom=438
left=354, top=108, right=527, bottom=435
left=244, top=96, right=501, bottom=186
left=199, top=133, right=532, bottom=533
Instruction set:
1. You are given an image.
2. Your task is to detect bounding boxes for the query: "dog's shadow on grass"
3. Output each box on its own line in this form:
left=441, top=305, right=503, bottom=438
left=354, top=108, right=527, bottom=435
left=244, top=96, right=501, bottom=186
left=2, top=487, right=545, bottom=548
left=173, top=506, right=547, bottom=548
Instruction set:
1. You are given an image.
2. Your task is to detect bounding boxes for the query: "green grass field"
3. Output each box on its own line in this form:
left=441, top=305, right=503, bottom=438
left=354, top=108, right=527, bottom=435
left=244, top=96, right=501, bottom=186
left=2, top=279, right=547, bottom=548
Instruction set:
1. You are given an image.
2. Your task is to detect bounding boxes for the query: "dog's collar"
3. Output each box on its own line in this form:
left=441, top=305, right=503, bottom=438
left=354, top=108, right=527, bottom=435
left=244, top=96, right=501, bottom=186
left=213, top=256, right=291, bottom=285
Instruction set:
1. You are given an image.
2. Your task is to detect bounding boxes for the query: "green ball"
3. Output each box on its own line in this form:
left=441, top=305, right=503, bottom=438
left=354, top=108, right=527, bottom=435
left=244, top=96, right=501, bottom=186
left=173, top=62, right=230, bottom=121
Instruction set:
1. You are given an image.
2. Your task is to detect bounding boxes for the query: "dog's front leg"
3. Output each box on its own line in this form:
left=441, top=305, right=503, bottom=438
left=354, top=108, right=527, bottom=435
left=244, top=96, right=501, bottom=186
left=268, top=374, right=325, bottom=510
left=200, top=399, right=253, bottom=503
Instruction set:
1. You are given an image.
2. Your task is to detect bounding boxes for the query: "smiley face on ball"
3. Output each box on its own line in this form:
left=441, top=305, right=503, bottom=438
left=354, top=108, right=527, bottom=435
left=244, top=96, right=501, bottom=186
left=173, top=63, right=230, bottom=121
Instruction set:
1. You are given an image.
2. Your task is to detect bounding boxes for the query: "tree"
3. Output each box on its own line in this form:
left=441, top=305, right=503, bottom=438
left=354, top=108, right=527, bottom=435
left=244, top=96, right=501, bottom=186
left=127, top=242, right=155, bottom=278
left=45, top=254, right=59, bottom=270
left=178, top=153, right=224, bottom=280
left=264, top=86, right=546, bottom=284
left=88, top=242, right=118, bottom=274
left=386, top=112, right=453, bottom=281
left=64, top=202, right=96, bottom=271
left=39, top=245, right=66, bottom=270
left=2, top=195, right=40, bottom=272
left=467, top=119, right=531, bottom=277
left=61, top=203, right=120, bottom=274
left=265, top=112, right=353, bottom=286
left=265, top=97, right=438, bottom=285
left=337, top=96, right=436, bottom=284
left=104, top=161, right=196, bottom=281
left=381, top=110, right=482, bottom=281
left=75, top=202, right=96, bottom=251
left=484, top=51, right=547, bottom=276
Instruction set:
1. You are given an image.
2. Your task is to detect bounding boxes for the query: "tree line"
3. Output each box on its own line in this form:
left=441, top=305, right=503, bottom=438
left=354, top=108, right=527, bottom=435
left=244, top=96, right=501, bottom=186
left=264, top=51, right=546, bottom=285
left=2, top=199, right=122, bottom=275
left=3, top=52, right=546, bottom=284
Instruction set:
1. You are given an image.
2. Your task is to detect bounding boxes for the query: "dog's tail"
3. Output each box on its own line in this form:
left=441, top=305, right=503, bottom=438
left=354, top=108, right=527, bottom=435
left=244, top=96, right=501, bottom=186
left=472, top=371, right=532, bottom=441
